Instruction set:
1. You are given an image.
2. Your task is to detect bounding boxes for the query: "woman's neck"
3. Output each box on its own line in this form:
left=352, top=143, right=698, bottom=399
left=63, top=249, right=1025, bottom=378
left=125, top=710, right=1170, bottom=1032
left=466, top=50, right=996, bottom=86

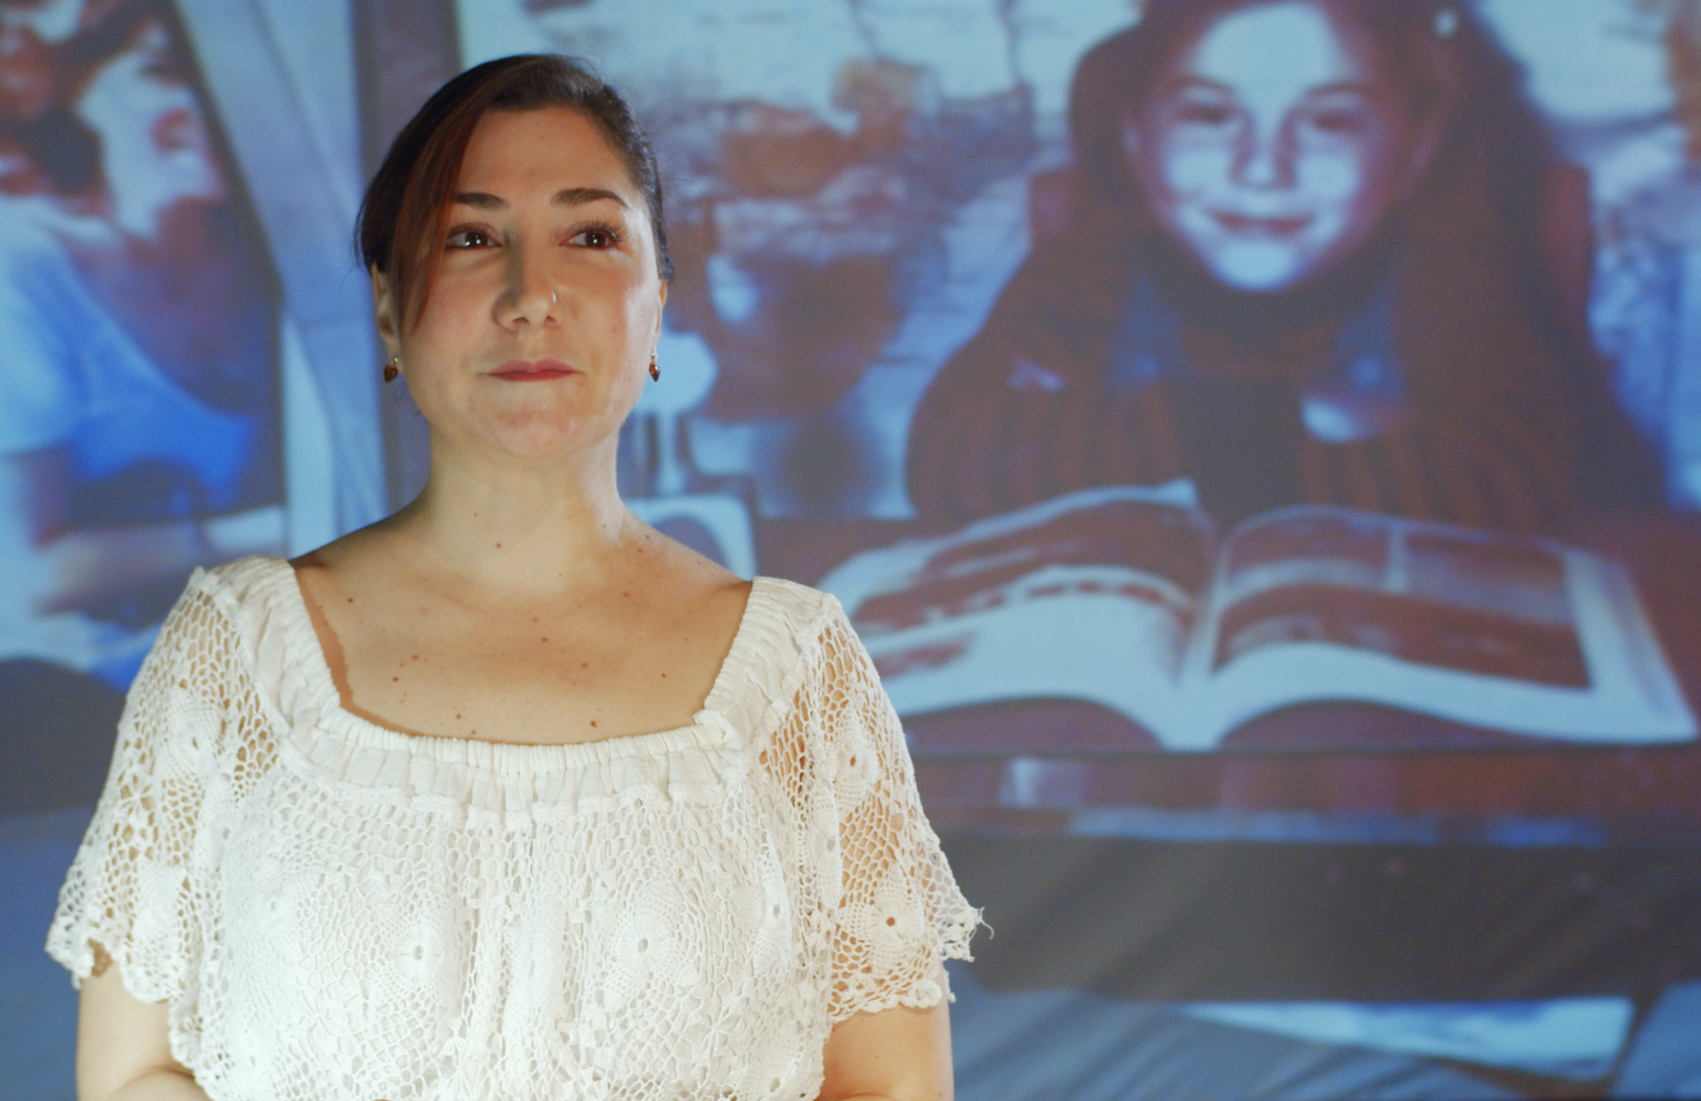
left=381, top=438, right=639, bottom=601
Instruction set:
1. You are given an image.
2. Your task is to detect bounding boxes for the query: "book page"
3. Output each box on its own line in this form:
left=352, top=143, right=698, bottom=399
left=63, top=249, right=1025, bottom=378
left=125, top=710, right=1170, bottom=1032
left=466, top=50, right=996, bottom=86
left=1178, top=507, right=1695, bottom=747
left=839, top=486, right=1213, bottom=633
left=820, top=485, right=1215, bottom=737
left=1210, top=511, right=1586, bottom=687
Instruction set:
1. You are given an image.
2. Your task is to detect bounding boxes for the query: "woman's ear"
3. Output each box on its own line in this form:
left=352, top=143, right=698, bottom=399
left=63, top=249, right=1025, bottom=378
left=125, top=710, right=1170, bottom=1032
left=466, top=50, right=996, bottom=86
left=370, top=266, right=401, bottom=358
left=646, top=277, right=668, bottom=356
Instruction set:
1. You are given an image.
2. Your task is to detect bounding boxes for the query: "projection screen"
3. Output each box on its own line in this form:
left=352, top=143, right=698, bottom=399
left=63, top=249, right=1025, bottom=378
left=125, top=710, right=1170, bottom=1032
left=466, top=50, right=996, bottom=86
left=3, top=1, right=1701, bottom=1097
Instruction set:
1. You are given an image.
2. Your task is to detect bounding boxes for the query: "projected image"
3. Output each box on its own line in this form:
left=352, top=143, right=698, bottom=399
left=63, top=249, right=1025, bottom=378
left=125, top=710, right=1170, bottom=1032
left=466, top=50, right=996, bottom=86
left=0, top=2, right=1695, bottom=1100
left=822, top=3, right=1694, bottom=769
left=906, top=0, right=1660, bottom=531
left=459, top=0, right=1701, bottom=769
left=825, top=491, right=1691, bottom=751
left=1212, top=516, right=1584, bottom=684
left=0, top=0, right=283, bottom=736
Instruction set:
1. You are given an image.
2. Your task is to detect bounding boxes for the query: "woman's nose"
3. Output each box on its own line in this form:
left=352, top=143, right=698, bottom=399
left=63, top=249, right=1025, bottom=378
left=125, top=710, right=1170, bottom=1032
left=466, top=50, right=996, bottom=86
left=498, top=243, right=559, bottom=327
left=1234, top=127, right=1293, bottom=190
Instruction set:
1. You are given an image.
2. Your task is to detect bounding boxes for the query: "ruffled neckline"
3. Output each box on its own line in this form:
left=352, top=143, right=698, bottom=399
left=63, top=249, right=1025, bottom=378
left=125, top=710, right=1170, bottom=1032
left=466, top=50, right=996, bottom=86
left=196, top=556, right=824, bottom=817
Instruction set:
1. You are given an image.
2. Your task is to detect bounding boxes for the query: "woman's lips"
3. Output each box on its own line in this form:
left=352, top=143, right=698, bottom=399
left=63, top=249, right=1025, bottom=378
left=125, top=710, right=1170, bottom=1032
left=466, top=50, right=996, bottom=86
left=1210, top=210, right=1313, bottom=237
left=489, top=359, right=575, bottom=381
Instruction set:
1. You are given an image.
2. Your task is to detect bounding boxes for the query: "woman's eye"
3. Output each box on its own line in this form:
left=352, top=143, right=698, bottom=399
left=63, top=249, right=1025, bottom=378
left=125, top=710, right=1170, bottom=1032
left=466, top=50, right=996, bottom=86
left=1305, top=110, right=1365, bottom=135
left=1171, top=98, right=1238, bottom=128
left=1297, top=95, right=1375, bottom=138
left=570, top=226, right=619, bottom=249
left=446, top=228, right=494, bottom=250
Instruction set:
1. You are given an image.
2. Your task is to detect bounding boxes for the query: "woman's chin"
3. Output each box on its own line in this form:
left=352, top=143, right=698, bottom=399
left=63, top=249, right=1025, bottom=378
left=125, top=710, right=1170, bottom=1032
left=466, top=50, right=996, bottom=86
left=1197, top=245, right=1314, bottom=293
left=472, top=413, right=619, bottom=467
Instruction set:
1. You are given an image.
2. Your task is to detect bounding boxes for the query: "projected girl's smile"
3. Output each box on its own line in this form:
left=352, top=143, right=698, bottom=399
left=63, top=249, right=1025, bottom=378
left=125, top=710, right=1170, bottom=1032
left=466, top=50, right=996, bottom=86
left=1123, top=1, right=1429, bottom=292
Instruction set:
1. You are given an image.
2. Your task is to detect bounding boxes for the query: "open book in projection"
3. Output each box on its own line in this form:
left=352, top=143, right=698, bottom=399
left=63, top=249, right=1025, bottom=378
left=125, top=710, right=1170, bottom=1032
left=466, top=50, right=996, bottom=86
left=820, top=486, right=1697, bottom=751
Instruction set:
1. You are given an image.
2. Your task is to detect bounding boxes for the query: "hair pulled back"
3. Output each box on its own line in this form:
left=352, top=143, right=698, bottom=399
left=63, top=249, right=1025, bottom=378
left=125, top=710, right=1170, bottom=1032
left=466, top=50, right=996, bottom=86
left=357, top=53, right=672, bottom=327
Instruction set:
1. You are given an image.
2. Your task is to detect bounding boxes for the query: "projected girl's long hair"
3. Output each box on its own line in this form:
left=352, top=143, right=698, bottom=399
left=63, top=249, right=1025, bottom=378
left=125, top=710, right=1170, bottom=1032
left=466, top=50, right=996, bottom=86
left=906, top=0, right=1662, bottom=529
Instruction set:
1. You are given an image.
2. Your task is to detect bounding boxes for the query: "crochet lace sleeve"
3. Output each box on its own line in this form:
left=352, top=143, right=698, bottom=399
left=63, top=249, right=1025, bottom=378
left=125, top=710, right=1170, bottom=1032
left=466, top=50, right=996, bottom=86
left=811, top=601, right=981, bottom=1023
left=45, top=578, right=242, bottom=1000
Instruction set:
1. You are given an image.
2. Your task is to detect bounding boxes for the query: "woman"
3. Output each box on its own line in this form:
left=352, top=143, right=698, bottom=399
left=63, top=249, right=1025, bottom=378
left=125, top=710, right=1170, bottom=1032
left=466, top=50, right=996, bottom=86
left=905, top=0, right=1660, bottom=533
left=48, top=55, right=976, bottom=1101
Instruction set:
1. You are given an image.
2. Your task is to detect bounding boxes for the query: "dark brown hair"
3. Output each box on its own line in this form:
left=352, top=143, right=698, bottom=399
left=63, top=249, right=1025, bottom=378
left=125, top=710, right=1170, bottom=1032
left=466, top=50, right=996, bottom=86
left=904, top=0, right=1664, bottom=527
left=1069, top=0, right=1480, bottom=216
left=1069, top=0, right=1659, bottom=503
left=357, top=53, right=673, bottom=328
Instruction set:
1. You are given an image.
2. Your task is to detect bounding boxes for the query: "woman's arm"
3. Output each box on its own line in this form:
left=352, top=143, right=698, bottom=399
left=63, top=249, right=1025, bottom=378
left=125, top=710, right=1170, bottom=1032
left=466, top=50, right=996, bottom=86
left=810, top=606, right=978, bottom=1101
left=77, top=964, right=207, bottom=1101
left=818, top=981, right=954, bottom=1101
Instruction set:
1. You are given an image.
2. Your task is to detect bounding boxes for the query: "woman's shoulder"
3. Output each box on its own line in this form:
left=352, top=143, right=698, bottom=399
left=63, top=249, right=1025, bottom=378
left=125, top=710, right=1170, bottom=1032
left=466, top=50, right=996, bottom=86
left=191, top=553, right=296, bottom=606
left=748, top=575, right=873, bottom=674
left=701, top=575, right=844, bottom=716
left=751, top=574, right=839, bottom=621
left=117, top=557, right=304, bottom=756
left=143, top=555, right=304, bottom=676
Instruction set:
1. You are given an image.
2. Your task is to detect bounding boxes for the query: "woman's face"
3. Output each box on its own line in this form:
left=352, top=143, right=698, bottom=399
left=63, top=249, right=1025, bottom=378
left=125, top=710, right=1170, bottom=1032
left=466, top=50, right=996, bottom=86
left=74, top=18, right=225, bottom=239
left=1124, top=0, right=1429, bottom=292
left=379, top=107, right=667, bottom=467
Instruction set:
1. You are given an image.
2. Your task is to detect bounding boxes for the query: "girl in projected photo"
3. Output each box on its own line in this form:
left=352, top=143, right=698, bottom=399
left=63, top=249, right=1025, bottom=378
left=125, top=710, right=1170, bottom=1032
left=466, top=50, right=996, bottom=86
left=906, top=0, right=1660, bottom=533
left=0, top=0, right=282, bottom=720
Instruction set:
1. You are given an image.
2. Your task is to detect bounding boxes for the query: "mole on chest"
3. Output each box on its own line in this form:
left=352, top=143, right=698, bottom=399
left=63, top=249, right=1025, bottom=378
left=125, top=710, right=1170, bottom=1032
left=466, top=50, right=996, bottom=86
left=346, top=629, right=706, bottom=744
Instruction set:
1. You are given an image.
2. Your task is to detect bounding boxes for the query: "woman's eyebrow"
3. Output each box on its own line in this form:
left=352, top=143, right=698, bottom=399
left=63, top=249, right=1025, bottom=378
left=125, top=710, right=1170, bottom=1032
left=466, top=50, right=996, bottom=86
left=1305, top=81, right=1378, bottom=98
left=1166, top=76, right=1234, bottom=96
left=449, top=188, right=629, bottom=209
left=552, top=186, right=628, bottom=208
left=453, top=190, right=505, bottom=209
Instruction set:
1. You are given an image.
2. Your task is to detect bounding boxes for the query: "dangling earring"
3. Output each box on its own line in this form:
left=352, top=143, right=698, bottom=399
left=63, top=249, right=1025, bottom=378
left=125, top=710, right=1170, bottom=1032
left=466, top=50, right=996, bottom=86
left=383, top=355, right=399, bottom=383
left=649, top=350, right=659, bottom=382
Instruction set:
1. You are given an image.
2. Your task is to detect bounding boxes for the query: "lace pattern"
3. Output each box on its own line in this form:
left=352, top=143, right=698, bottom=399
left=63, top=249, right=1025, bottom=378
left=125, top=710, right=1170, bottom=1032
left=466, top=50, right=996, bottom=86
left=46, top=558, right=979, bottom=1101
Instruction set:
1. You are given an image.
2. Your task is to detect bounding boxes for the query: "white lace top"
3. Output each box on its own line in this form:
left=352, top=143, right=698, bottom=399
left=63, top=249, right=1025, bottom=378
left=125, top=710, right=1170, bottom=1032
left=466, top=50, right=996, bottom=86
left=46, top=557, right=979, bottom=1101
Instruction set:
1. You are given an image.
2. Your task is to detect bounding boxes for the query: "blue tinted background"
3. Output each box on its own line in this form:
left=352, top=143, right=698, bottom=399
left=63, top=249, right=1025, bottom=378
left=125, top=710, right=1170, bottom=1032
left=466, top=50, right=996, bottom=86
left=5, top=1, right=1701, bottom=1097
